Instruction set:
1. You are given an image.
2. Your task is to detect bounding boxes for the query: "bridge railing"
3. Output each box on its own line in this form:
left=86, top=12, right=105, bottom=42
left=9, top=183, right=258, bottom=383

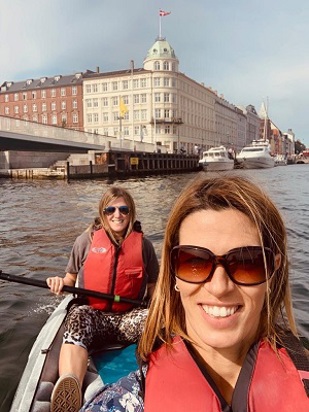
left=0, top=115, right=166, bottom=153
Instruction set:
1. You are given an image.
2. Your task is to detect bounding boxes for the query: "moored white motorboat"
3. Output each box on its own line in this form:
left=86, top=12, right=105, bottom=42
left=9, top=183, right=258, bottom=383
left=198, top=146, right=235, bottom=172
left=237, top=140, right=275, bottom=169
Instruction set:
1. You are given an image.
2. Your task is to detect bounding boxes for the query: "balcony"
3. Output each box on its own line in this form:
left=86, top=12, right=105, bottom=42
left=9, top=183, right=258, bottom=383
left=150, top=117, right=183, bottom=125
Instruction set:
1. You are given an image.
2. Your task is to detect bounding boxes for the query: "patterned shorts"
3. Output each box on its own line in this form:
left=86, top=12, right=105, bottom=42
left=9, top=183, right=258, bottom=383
left=63, top=303, right=148, bottom=351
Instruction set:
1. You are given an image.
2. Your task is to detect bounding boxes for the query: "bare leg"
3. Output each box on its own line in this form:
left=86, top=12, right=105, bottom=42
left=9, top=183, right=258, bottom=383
left=58, top=343, right=88, bottom=387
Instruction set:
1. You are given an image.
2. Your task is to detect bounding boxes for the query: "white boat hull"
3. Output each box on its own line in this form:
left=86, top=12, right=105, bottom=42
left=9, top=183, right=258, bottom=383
left=201, top=161, right=235, bottom=172
left=239, top=157, right=275, bottom=169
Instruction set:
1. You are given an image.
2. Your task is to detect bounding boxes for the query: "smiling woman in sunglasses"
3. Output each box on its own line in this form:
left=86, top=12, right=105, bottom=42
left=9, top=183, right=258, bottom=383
left=81, top=175, right=308, bottom=412
left=46, top=186, right=159, bottom=412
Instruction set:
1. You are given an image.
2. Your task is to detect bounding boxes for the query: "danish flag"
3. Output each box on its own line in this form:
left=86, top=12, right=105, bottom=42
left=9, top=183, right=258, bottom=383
left=159, top=10, right=171, bottom=17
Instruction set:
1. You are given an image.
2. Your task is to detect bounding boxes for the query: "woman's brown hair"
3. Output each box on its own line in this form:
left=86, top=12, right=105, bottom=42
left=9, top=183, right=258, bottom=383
left=138, top=175, right=297, bottom=361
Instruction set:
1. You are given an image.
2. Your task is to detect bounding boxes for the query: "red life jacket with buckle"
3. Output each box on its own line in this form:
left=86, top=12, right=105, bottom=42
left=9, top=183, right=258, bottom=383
left=83, top=229, right=144, bottom=312
left=144, top=336, right=309, bottom=412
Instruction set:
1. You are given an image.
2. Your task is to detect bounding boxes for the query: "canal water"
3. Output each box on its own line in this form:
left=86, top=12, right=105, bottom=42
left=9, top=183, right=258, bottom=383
left=0, top=165, right=308, bottom=411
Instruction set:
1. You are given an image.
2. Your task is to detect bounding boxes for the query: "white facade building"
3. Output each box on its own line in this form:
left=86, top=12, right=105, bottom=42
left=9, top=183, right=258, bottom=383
left=83, top=37, right=258, bottom=154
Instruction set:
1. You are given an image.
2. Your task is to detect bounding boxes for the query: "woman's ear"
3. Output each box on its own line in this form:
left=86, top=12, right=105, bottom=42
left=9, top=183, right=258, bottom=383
left=274, top=253, right=281, bottom=270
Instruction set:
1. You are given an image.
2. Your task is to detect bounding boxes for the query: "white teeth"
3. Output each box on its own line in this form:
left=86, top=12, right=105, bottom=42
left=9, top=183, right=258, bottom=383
left=202, top=305, right=238, bottom=318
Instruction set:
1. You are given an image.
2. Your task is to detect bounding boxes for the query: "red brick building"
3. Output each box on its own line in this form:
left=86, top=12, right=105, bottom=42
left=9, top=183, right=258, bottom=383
left=0, top=71, right=94, bottom=131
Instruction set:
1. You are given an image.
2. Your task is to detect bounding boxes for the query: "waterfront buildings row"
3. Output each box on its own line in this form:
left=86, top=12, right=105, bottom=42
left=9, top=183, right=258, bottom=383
left=0, top=36, right=295, bottom=156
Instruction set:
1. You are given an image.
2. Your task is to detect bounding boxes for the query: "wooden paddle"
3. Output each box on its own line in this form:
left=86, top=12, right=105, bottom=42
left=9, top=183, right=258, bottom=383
left=0, top=271, right=147, bottom=307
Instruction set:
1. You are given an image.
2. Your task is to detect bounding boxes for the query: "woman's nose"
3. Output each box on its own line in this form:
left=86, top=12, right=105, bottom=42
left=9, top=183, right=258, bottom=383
left=204, top=264, right=235, bottom=297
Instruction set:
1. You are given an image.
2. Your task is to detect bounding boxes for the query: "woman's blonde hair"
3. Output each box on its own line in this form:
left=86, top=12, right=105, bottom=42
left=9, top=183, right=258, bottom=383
left=138, top=175, right=297, bottom=361
left=96, top=186, right=136, bottom=243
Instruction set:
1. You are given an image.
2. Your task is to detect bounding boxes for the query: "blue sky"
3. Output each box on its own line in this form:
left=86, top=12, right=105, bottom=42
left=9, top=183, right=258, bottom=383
left=1, top=0, right=308, bottom=145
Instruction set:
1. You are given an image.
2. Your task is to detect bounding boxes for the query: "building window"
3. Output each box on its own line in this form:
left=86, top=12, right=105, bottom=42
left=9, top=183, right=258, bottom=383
left=155, top=108, right=161, bottom=119
left=23, top=104, right=28, bottom=113
left=72, top=86, right=77, bottom=95
left=163, top=61, right=169, bottom=70
left=133, top=110, right=139, bottom=120
left=112, top=81, right=118, bottom=91
left=61, top=88, right=66, bottom=97
left=86, top=99, right=92, bottom=108
left=134, top=94, right=139, bottom=104
left=164, top=109, right=170, bottom=118
left=33, top=115, right=38, bottom=122
left=52, top=114, right=57, bottom=125
left=165, top=125, right=171, bottom=134
left=112, top=96, right=119, bottom=106
left=141, top=94, right=147, bottom=103
left=122, top=80, right=128, bottom=89
left=14, top=106, right=19, bottom=114
left=42, top=114, right=47, bottom=124
left=154, top=93, right=160, bottom=102
left=5, top=107, right=9, bottom=115
left=141, top=78, right=147, bottom=87
left=133, top=79, right=139, bottom=89
left=32, top=91, right=37, bottom=99
left=73, top=113, right=78, bottom=123
left=87, top=114, right=93, bottom=123
left=123, top=95, right=129, bottom=104
left=61, top=101, right=66, bottom=110
left=51, top=89, right=56, bottom=97
left=141, top=109, right=147, bottom=120
left=73, top=100, right=77, bottom=109
left=102, top=97, right=108, bottom=106
left=103, top=128, right=109, bottom=135
left=93, top=113, right=99, bottom=123
left=41, top=90, right=46, bottom=98
left=93, top=98, right=99, bottom=108
left=154, top=61, right=160, bottom=70
left=103, top=112, right=109, bottom=122
left=113, top=112, right=118, bottom=121
left=163, top=77, right=170, bottom=87
left=154, top=77, right=160, bottom=87
left=14, top=93, right=19, bottom=101
left=124, top=126, right=129, bottom=136
left=92, top=84, right=98, bottom=93
left=32, top=103, right=37, bottom=112
left=164, top=93, right=170, bottom=103
left=113, top=127, right=118, bottom=136
left=4, top=94, right=9, bottom=102
left=134, top=125, right=140, bottom=135
left=42, top=103, right=47, bottom=112
left=51, top=102, right=56, bottom=111
left=102, top=82, right=108, bottom=91
left=23, top=92, right=27, bottom=100
left=85, top=84, right=91, bottom=93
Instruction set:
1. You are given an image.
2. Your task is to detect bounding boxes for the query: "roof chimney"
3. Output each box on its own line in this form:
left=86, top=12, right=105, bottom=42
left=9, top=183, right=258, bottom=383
left=96, top=66, right=100, bottom=73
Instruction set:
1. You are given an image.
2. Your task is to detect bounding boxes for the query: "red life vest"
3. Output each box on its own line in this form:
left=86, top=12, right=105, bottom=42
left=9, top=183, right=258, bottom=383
left=83, top=229, right=144, bottom=312
left=144, top=336, right=309, bottom=412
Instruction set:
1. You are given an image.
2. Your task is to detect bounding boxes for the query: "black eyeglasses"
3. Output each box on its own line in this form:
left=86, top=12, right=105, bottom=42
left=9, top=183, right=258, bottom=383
left=103, top=206, right=130, bottom=216
left=171, top=245, right=276, bottom=286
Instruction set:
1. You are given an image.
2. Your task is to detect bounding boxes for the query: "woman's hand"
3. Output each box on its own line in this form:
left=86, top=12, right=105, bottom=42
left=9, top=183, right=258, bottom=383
left=46, top=273, right=77, bottom=295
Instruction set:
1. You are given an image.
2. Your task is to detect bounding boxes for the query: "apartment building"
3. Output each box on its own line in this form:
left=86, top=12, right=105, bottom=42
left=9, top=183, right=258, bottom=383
left=82, top=37, right=255, bottom=154
left=0, top=72, right=88, bottom=131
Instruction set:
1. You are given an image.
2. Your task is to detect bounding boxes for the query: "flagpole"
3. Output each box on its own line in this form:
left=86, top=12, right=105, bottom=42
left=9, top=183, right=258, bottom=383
left=159, top=15, right=162, bottom=38
left=131, top=59, right=135, bottom=150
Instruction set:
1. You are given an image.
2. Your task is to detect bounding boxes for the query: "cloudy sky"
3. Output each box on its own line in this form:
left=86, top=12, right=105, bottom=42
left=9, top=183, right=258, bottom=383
left=1, top=0, right=308, bottom=145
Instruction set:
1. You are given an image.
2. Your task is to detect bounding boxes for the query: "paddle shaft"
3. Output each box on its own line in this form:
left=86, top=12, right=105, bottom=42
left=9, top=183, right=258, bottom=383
left=0, top=271, right=147, bottom=307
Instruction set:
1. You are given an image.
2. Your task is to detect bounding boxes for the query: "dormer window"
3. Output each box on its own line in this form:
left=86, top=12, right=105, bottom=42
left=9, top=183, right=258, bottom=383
left=26, top=79, right=33, bottom=85
left=40, top=77, right=47, bottom=84
left=153, top=48, right=158, bottom=54
left=54, top=75, right=61, bottom=82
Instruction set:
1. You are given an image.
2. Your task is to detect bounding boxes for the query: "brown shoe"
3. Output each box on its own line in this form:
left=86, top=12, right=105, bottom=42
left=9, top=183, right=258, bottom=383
left=51, top=374, right=82, bottom=412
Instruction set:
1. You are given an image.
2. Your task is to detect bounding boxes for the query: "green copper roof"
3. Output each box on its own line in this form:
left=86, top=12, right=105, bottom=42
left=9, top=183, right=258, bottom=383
left=145, top=37, right=177, bottom=60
